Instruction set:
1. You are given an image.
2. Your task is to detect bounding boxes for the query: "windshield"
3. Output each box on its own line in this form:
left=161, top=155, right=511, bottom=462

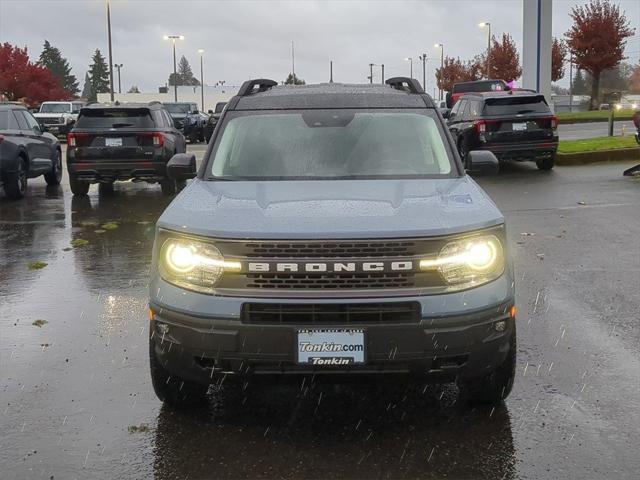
left=75, top=108, right=154, bottom=128
left=454, top=81, right=507, bottom=93
left=40, top=103, right=71, bottom=113
left=163, top=103, right=192, bottom=114
left=483, top=97, right=550, bottom=116
left=209, top=110, right=453, bottom=180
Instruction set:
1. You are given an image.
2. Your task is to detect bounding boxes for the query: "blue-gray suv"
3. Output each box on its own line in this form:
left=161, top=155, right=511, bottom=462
left=149, top=78, right=516, bottom=408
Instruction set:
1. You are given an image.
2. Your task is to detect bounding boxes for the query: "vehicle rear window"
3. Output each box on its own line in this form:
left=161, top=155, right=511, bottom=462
left=453, top=81, right=507, bottom=93
left=75, top=108, right=154, bottom=128
left=482, top=96, right=550, bottom=116
left=209, top=110, right=453, bottom=180
left=163, top=103, right=193, bottom=114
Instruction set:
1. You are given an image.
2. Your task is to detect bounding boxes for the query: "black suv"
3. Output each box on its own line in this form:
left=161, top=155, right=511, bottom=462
left=66, top=102, right=187, bottom=196
left=446, top=92, right=559, bottom=170
left=0, top=102, right=62, bottom=199
left=162, top=102, right=207, bottom=143
left=203, top=101, right=227, bottom=142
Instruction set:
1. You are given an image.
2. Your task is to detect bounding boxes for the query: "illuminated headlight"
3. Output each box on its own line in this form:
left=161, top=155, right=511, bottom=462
left=159, top=238, right=240, bottom=293
left=420, top=235, right=504, bottom=289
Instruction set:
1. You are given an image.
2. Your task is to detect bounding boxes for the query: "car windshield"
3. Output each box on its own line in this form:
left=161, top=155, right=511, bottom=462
left=209, top=110, right=453, bottom=180
left=75, top=108, right=154, bottom=128
left=164, top=103, right=192, bottom=114
left=40, top=103, right=71, bottom=113
left=454, top=81, right=507, bottom=93
left=483, top=96, right=550, bottom=116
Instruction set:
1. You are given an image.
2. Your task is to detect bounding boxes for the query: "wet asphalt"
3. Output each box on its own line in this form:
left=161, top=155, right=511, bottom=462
left=1, top=145, right=639, bottom=479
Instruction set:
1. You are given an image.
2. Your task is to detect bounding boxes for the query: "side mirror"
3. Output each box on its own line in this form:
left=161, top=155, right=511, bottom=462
left=466, top=150, right=499, bottom=176
left=191, top=109, right=199, bottom=114
left=441, top=109, right=450, bottom=119
left=40, top=124, right=49, bottom=133
left=167, top=153, right=197, bottom=181
left=207, top=109, right=214, bottom=115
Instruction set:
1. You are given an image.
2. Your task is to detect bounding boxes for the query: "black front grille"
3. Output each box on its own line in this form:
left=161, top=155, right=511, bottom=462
left=242, top=302, right=421, bottom=324
left=246, top=272, right=415, bottom=289
left=244, top=241, right=416, bottom=258
left=40, top=117, right=62, bottom=125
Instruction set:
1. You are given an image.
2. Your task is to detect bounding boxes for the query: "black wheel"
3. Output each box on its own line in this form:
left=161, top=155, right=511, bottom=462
left=3, top=156, right=28, bottom=199
left=536, top=154, right=555, bottom=171
left=149, top=332, right=208, bottom=408
left=160, top=178, right=177, bottom=196
left=98, top=182, right=115, bottom=195
left=44, top=149, right=63, bottom=186
left=458, top=330, right=516, bottom=405
left=69, top=174, right=90, bottom=196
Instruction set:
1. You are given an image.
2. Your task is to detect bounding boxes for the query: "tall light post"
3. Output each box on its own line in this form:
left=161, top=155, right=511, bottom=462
left=163, top=34, right=184, bottom=102
left=404, top=57, right=413, bottom=78
left=198, top=49, right=205, bottom=111
left=114, top=63, right=123, bottom=94
left=479, top=22, right=491, bottom=79
left=368, top=63, right=375, bottom=83
left=106, top=0, right=114, bottom=101
left=434, top=43, right=444, bottom=100
left=418, top=53, right=428, bottom=91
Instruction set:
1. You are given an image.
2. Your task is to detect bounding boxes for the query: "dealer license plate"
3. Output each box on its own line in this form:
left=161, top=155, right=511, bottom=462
left=105, top=137, right=123, bottom=147
left=297, top=329, right=365, bottom=365
left=512, top=122, right=527, bottom=131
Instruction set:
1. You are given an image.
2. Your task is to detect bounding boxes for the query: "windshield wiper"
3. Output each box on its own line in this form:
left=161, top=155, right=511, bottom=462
left=111, top=123, right=134, bottom=128
left=516, top=109, right=536, bottom=114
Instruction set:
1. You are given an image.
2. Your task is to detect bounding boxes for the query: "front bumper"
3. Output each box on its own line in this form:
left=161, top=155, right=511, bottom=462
left=149, top=274, right=515, bottom=384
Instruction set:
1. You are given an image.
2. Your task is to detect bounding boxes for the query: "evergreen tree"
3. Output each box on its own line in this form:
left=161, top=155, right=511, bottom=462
left=284, top=73, right=305, bottom=85
left=87, top=49, right=110, bottom=101
left=572, top=69, right=589, bottom=95
left=169, top=56, right=199, bottom=86
left=81, top=72, right=92, bottom=99
left=38, top=40, right=79, bottom=95
left=127, top=85, right=141, bottom=93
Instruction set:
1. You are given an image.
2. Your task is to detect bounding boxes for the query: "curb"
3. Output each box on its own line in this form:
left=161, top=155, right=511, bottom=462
left=556, top=147, right=640, bottom=165
left=558, top=116, right=634, bottom=125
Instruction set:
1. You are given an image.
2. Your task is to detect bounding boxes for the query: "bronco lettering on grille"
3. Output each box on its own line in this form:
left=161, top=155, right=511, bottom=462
left=246, top=261, right=415, bottom=273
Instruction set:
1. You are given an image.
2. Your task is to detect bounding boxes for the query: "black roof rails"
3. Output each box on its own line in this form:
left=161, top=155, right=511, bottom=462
left=237, top=79, right=278, bottom=96
left=385, top=77, right=424, bottom=94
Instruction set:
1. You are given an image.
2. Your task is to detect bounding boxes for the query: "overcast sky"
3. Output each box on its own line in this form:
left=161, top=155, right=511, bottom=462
left=1, top=0, right=639, bottom=94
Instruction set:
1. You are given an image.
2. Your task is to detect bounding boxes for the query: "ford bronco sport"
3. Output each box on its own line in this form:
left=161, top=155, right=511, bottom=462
left=149, top=78, right=516, bottom=408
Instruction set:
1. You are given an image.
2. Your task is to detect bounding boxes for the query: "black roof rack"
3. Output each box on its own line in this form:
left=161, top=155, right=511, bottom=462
left=385, top=77, right=424, bottom=94
left=237, top=79, right=278, bottom=97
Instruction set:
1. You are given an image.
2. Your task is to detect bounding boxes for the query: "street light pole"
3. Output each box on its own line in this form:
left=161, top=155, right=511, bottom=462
left=115, top=64, right=123, bottom=93
left=198, top=49, right=204, bottom=111
left=381, top=64, right=385, bottom=84
left=479, top=22, right=491, bottom=79
left=106, top=0, right=114, bottom=101
left=369, top=63, right=374, bottom=83
left=434, top=43, right=444, bottom=100
left=568, top=53, right=574, bottom=113
left=163, top=35, right=184, bottom=102
left=419, top=53, right=427, bottom=91
left=404, top=57, right=413, bottom=78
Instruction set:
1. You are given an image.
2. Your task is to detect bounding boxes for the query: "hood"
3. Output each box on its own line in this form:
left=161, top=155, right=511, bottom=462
left=157, top=177, right=503, bottom=240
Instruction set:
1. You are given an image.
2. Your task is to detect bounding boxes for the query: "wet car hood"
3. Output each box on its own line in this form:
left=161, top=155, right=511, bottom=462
left=157, top=177, right=504, bottom=239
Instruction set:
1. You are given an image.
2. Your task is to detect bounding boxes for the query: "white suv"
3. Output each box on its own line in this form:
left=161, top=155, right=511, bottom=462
left=34, top=101, right=84, bottom=137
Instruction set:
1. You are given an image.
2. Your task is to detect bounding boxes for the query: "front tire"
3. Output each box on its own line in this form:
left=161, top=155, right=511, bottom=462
left=69, top=174, right=90, bottom=196
left=44, top=150, right=63, bottom=186
left=3, top=157, right=28, bottom=199
left=458, top=330, right=516, bottom=405
left=149, top=333, right=208, bottom=408
left=536, top=154, right=555, bottom=171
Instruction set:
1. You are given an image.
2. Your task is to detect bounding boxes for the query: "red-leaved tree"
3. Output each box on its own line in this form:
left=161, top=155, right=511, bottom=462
left=565, top=0, right=635, bottom=109
left=0, top=42, right=70, bottom=107
left=552, top=38, right=568, bottom=82
left=436, top=57, right=481, bottom=92
left=477, top=33, right=522, bottom=82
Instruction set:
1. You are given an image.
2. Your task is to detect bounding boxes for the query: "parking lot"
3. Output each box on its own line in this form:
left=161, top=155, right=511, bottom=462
left=1, top=145, right=640, bottom=479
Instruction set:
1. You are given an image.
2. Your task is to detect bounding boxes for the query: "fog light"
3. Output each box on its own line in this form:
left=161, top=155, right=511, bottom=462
left=494, top=321, right=506, bottom=332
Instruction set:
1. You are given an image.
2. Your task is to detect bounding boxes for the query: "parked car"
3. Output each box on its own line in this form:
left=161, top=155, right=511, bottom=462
left=446, top=79, right=510, bottom=108
left=66, top=101, right=187, bottom=196
left=148, top=78, right=516, bottom=409
left=162, top=102, right=207, bottom=143
left=33, top=101, right=84, bottom=138
left=203, top=101, right=227, bottom=142
left=0, top=102, right=62, bottom=199
left=446, top=91, right=559, bottom=170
